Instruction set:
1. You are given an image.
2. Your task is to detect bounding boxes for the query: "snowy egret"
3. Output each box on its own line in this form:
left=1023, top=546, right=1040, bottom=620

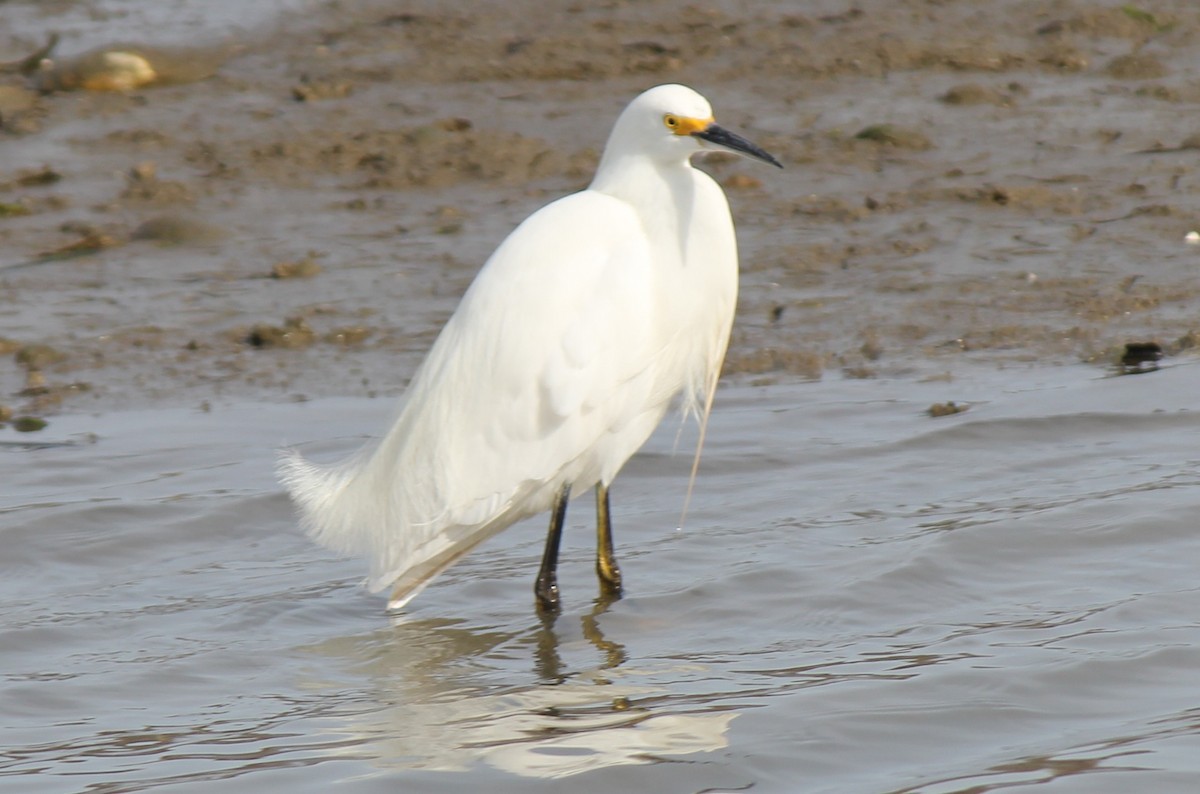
left=279, top=84, right=781, bottom=611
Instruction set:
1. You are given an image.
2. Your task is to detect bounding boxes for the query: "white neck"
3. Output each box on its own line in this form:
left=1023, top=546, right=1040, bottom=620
left=589, top=147, right=694, bottom=211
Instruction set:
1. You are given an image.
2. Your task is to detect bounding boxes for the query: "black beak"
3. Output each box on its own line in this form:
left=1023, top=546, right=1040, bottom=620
left=693, top=124, right=783, bottom=169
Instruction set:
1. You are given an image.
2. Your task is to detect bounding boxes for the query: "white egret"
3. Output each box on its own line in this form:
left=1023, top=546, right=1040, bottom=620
left=279, top=84, right=781, bottom=611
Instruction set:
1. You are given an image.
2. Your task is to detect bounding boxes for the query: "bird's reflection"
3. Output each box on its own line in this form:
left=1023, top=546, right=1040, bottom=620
left=534, top=590, right=626, bottom=683
left=533, top=608, right=563, bottom=684
left=299, top=595, right=732, bottom=779
left=581, top=591, right=628, bottom=671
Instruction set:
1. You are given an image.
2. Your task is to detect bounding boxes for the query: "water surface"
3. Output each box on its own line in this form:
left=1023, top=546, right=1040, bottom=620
left=4, top=363, right=1200, bottom=792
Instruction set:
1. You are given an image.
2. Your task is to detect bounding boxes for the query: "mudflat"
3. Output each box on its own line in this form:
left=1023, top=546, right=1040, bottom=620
left=2, top=0, right=1198, bottom=421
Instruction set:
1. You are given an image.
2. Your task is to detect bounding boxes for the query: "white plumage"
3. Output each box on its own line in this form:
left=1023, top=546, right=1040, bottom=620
left=279, top=84, right=780, bottom=610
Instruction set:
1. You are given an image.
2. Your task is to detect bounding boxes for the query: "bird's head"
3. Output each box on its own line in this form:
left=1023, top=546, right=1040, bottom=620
left=610, top=84, right=782, bottom=169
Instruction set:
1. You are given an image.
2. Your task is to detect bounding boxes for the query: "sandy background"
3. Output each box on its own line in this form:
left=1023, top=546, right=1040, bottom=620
left=2, top=0, right=1200, bottom=423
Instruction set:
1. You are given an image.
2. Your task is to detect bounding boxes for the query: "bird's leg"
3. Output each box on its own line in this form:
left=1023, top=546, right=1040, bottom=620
left=595, top=483, right=623, bottom=597
left=535, top=483, right=571, bottom=612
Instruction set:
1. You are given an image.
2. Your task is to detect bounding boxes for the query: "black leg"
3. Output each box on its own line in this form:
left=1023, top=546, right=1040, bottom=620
left=595, top=483, right=623, bottom=597
left=535, top=482, right=571, bottom=612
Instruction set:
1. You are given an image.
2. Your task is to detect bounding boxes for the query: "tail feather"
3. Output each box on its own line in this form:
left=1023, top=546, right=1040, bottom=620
left=277, top=448, right=363, bottom=555
left=277, top=447, right=413, bottom=592
left=277, top=447, right=515, bottom=597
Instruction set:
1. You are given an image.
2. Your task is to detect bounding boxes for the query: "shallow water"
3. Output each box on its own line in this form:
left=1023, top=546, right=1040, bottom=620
left=4, top=362, right=1200, bottom=792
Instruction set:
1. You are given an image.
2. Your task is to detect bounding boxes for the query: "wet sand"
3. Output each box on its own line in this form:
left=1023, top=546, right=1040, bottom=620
left=4, top=1, right=1200, bottom=791
left=2, top=0, right=1200, bottom=418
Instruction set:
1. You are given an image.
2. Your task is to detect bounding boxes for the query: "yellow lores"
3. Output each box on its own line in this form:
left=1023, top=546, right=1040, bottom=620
left=280, top=84, right=781, bottom=612
left=664, top=114, right=714, bottom=135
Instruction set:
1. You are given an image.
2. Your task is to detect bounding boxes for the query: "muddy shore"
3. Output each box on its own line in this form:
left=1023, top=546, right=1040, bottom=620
left=2, top=0, right=1199, bottom=421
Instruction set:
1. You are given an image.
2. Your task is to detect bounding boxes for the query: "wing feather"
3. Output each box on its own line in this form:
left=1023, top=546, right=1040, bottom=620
left=281, top=190, right=665, bottom=594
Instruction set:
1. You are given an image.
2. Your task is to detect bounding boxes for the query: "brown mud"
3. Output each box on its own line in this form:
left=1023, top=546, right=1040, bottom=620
left=2, top=0, right=1200, bottom=420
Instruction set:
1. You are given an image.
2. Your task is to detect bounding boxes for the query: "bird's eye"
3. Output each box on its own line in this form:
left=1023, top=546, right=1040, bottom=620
left=663, top=114, right=679, bottom=130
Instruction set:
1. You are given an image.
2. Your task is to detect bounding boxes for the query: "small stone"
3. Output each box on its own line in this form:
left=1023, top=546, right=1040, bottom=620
left=16, top=166, right=62, bottom=187
left=1120, top=341, right=1162, bottom=369
left=21, top=369, right=47, bottom=394
left=1106, top=53, right=1167, bottom=80
left=245, top=316, right=317, bottom=349
left=132, top=215, right=223, bottom=245
left=939, top=83, right=1009, bottom=106
left=12, top=416, right=48, bottom=432
left=36, top=231, right=120, bottom=262
left=928, top=401, right=969, bottom=417
left=15, top=344, right=65, bottom=369
left=129, top=161, right=158, bottom=182
left=291, top=79, right=353, bottom=102
left=270, top=258, right=322, bottom=279
left=854, top=124, right=933, bottom=151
